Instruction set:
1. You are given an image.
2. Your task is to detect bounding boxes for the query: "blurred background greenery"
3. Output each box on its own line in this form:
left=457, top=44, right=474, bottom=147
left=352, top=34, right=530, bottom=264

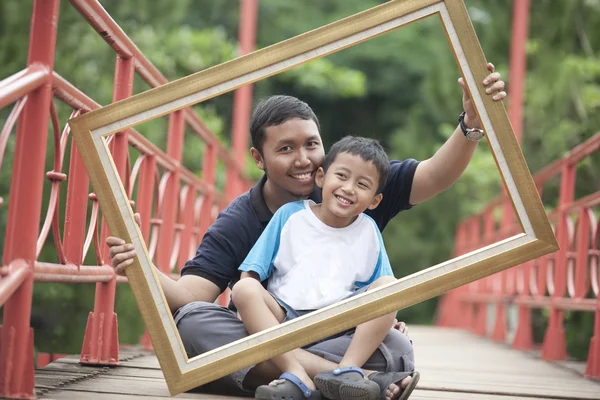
left=0, top=0, right=599, bottom=361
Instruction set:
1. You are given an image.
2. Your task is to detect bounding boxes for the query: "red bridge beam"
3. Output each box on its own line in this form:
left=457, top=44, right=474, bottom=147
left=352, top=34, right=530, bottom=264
left=0, top=65, right=48, bottom=110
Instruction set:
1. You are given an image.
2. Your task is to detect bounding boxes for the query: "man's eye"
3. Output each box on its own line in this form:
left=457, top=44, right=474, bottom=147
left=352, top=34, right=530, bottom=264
left=280, top=146, right=292, bottom=152
left=307, top=141, right=320, bottom=148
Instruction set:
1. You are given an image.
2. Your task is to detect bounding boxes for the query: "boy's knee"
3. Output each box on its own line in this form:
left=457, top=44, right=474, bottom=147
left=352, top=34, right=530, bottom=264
left=231, top=278, right=262, bottom=305
left=370, top=276, right=396, bottom=288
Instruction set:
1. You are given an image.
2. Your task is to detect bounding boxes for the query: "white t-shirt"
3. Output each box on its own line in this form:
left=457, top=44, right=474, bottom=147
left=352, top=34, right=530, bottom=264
left=239, top=200, right=393, bottom=310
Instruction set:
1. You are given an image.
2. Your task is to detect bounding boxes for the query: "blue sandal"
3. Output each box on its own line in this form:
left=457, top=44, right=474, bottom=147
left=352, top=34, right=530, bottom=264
left=314, top=366, right=379, bottom=400
left=255, top=372, right=322, bottom=400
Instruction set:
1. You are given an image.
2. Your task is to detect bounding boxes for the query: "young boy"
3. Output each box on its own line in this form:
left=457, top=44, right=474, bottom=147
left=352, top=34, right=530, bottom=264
left=231, top=136, right=418, bottom=400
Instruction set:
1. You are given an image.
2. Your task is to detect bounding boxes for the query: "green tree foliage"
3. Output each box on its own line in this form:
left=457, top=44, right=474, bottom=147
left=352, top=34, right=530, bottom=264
left=0, top=0, right=598, bottom=359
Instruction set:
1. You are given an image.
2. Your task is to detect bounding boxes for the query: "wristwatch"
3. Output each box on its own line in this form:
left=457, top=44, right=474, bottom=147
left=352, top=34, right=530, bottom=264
left=458, top=111, right=485, bottom=142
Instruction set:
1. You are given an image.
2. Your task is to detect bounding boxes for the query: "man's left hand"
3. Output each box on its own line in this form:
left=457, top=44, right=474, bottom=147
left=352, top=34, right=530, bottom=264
left=393, top=319, right=410, bottom=340
left=458, top=62, right=507, bottom=129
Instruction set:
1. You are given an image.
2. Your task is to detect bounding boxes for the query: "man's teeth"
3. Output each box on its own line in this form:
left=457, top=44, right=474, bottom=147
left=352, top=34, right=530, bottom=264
left=336, top=195, right=352, bottom=205
left=291, top=173, right=311, bottom=180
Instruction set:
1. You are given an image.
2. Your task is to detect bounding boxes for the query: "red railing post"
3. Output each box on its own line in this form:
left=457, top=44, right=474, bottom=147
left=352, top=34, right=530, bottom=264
left=0, top=1, right=59, bottom=398
left=225, top=0, right=258, bottom=202
left=587, top=308, right=600, bottom=379
left=155, top=111, right=184, bottom=274
left=80, top=55, right=135, bottom=366
left=542, top=162, right=575, bottom=360
left=135, top=154, right=157, bottom=351
left=63, top=142, right=90, bottom=265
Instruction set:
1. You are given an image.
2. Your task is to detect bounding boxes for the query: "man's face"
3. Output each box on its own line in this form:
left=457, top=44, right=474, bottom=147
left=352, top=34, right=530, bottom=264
left=252, top=118, right=325, bottom=197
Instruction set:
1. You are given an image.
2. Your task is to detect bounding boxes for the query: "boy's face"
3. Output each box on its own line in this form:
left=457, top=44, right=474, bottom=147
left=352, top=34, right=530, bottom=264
left=316, top=152, right=383, bottom=219
left=251, top=118, right=325, bottom=198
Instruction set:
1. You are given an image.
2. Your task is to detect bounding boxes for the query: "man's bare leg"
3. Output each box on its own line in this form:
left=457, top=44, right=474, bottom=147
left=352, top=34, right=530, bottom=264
left=231, top=278, right=315, bottom=389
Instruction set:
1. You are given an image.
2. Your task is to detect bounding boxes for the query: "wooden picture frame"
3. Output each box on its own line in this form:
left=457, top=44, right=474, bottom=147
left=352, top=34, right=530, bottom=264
left=69, top=0, right=558, bottom=395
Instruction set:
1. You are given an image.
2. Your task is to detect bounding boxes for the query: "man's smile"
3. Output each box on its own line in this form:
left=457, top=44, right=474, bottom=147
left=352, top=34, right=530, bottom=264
left=290, top=171, right=314, bottom=182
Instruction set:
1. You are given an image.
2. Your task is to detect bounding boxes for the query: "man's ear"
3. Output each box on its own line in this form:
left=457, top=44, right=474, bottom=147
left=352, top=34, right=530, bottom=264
left=315, top=167, right=325, bottom=188
left=367, top=193, right=383, bottom=210
left=250, top=147, right=265, bottom=171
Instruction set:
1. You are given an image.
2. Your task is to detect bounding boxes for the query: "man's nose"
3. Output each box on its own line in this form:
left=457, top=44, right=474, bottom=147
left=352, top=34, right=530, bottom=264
left=294, top=149, right=310, bottom=167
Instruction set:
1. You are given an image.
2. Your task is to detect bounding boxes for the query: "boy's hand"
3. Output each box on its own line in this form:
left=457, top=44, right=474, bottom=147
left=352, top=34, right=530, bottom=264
left=106, top=213, right=141, bottom=276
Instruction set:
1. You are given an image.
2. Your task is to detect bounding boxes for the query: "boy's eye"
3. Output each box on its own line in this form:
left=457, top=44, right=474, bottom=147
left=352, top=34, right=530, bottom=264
left=359, top=182, right=369, bottom=189
left=335, top=172, right=346, bottom=179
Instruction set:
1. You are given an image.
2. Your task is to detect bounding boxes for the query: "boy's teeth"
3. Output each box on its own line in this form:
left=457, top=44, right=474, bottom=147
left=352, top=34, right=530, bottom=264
left=336, top=195, right=351, bottom=204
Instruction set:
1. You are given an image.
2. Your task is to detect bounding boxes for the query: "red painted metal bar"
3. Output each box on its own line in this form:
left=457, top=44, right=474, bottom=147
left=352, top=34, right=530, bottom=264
left=155, top=111, right=184, bottom=274
left=226, top=0, right=259, bottom=202
left=33, top=262, right=115, bottom=283
left=0, top=65, right=48, bottom=110
left=0, top=1, right=59, bottom=398
left=506, top=0, right=529, bottom=144
left=0, top=260, right=30, bottom=307
left=81, top=55, right=135, bottom=366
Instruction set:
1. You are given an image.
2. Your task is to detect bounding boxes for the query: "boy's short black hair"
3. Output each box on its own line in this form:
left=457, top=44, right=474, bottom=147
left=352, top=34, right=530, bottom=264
left=250, top=95, right=320, bottom=154
left=322, top=136, right=390, bottom=194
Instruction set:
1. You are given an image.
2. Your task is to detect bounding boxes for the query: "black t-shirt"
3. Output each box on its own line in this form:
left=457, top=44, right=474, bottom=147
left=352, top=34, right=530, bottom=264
left=180, top=159, right=419, bottom=292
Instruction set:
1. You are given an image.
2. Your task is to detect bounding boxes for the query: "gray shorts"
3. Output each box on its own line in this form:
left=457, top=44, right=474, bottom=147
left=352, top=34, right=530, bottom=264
left=174, top=300, right=415, bottom=396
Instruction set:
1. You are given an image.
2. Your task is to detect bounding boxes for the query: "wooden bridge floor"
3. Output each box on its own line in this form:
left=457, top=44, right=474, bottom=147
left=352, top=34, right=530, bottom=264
left=35, top=326, right=600, bottom=399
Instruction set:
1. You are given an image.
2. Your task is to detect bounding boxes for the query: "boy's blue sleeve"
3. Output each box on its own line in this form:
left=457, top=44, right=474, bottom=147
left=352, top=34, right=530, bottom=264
left=356, top=222, right=394, bottom=288
left=238, top=202, right=299, bottom=281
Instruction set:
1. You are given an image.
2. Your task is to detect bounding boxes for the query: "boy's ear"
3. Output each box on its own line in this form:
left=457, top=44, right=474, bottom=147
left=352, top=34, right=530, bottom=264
left=250, top=147, right=265, bottom=171
left=315, top=167, right=325, bottom=188
left=367, top=193, right=383, bottom=210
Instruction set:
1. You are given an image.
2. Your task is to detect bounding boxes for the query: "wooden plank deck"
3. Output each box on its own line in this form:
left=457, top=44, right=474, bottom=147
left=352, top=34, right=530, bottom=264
left=35, top=326, right=600, bottom=399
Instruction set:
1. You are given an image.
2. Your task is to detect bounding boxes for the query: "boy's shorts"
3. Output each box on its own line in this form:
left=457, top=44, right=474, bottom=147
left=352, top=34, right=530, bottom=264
left=270, top=286, right=370, bottom=345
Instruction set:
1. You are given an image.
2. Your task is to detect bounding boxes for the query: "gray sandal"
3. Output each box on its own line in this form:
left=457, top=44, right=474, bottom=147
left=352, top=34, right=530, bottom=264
left=255, top=372, right=322, bottom=400
left=314, top=366, right=379, bottom=400
left=362, top=370, right=420, bottom=400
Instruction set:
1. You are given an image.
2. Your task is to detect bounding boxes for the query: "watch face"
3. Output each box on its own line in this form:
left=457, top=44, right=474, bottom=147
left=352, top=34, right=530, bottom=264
left=466, top=129, right=485, bottom=141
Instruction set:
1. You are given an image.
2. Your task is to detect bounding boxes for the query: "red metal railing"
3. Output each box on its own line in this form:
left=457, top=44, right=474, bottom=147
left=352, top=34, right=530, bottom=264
left=0, top=1, right=255, bottom=398
left=439, top=132, right=600, bottom=380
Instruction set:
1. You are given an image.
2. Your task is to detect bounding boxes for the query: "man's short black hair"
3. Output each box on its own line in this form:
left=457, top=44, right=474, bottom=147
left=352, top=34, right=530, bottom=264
left=250, top=95, right=320, bottom=153
left=322, top=136, right=390, bottom=194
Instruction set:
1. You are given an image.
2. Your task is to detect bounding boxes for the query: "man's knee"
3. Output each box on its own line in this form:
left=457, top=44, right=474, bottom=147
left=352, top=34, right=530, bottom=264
left=176, top=301, right=248, bottom=357
left=231, top=277, right=262, bottom=307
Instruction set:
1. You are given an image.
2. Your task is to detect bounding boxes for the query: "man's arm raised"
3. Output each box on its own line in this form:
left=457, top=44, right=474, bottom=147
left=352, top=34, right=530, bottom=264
left=409, top=62, right=507, bottom=205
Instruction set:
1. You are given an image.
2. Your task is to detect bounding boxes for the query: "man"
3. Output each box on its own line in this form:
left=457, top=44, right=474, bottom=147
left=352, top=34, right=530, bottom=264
left=107, top=63, right=506, bottom=399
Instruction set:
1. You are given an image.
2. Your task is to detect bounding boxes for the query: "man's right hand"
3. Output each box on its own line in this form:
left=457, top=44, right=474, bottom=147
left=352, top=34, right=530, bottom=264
left=106, top=212, right=141, bottom=276
left=104, top=212, right=222, bottom=311
left=107, top=236, right=137, bottom=276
